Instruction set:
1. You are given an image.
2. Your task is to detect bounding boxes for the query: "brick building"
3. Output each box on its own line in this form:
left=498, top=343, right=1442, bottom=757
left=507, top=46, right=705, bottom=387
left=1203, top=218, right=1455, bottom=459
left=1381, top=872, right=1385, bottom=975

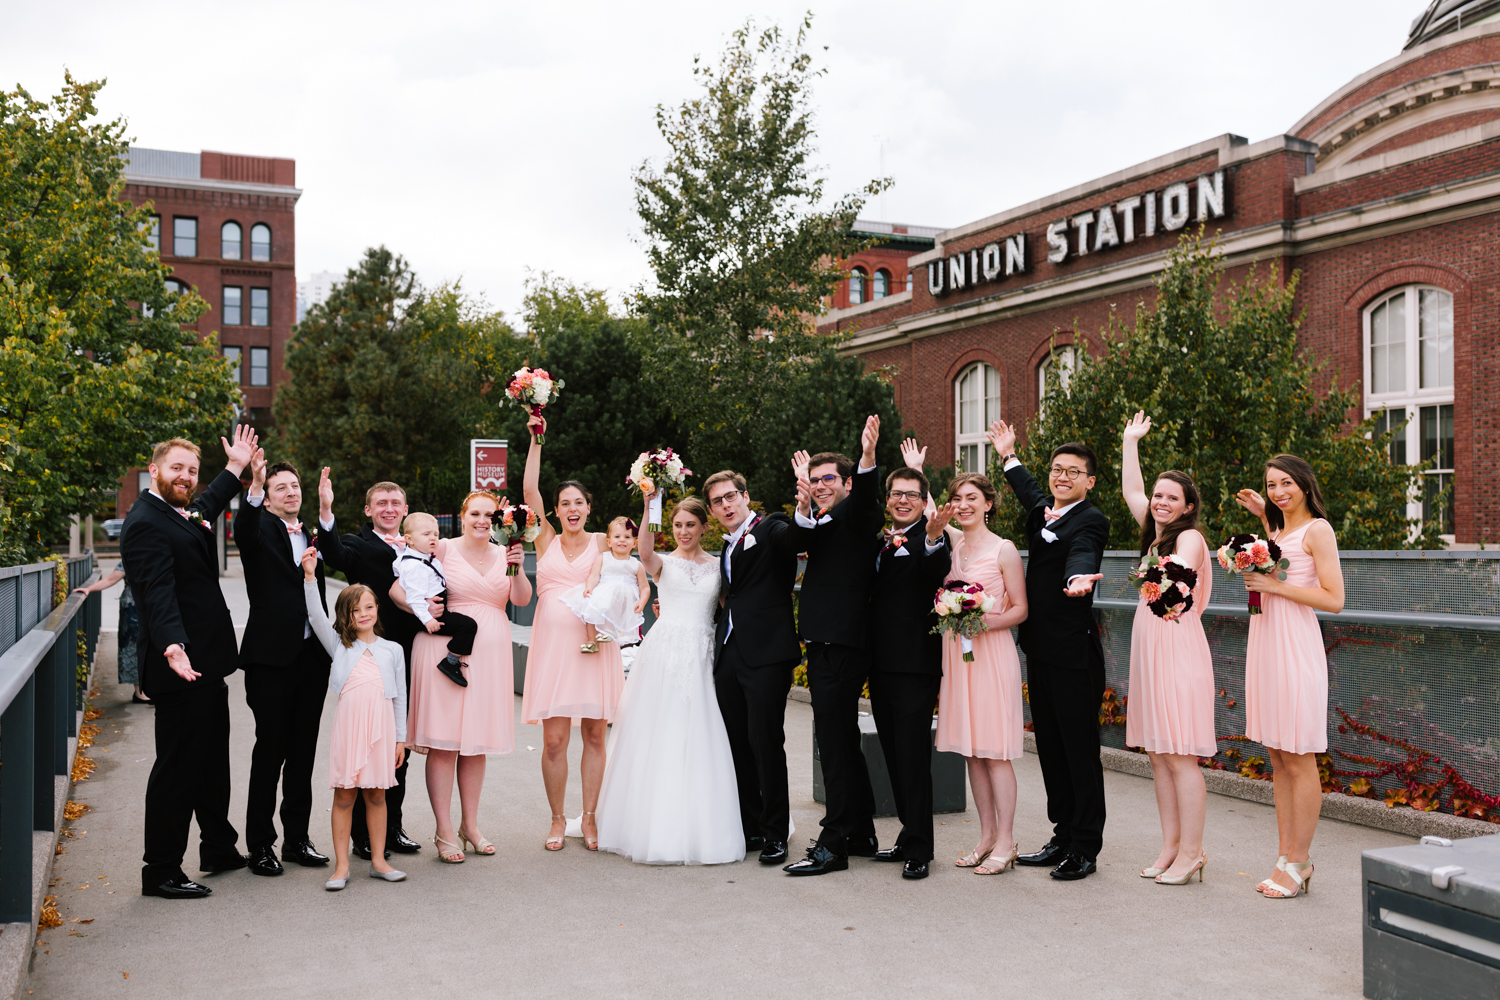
left=117, top=146, right=300, bottom=515
left=825, top=220, right=941, bottom=311
left=821, top=11, right=1500, bottom=546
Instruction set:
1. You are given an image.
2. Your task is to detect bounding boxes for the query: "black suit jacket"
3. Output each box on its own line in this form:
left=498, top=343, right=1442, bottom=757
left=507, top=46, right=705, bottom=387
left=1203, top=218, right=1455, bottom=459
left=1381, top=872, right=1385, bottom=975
left=792, top=466, right=885, bottom=648
left=715, top=512, right=801, bottom=668
left=318, top=524, right=421, bottom=655
left=235, top=495, right=329, bottom=668
left=868, top=516, right=952, bottom=676
left=119, top=471, right=243, bottom=698
left=1003, top=462, right=1110, bottom=665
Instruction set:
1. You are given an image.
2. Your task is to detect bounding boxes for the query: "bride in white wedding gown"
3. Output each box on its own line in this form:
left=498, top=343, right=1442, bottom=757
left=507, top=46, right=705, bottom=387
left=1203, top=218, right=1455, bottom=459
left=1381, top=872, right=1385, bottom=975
left=595, top=492, right=745, bottom=865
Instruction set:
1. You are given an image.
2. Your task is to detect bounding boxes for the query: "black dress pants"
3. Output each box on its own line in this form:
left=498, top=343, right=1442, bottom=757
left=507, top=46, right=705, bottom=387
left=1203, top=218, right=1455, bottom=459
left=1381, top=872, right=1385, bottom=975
left=1026, top=651, right=1107, bottom=861
left=806, top=641, right=876, bottom=853
left=353, top=637, right=413, bottom=844
left=142, top=681, right=239, bottom=885
left=244, top=636, right=332, bottom=852
left=868, top=671, right=941, bottom=862
left=714, top=635, right=795, bottom=843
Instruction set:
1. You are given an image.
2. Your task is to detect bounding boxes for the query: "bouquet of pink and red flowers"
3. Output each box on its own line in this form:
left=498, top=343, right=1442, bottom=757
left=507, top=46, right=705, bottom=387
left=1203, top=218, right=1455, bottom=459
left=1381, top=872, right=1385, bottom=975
left=490, top=504, right=540, bottom=575
left=1216, top=534, right=1290, bottom=614
left=626, top=448, right=692, bottom=531
left=506, top=367, right=564, bottom=444
left=1129, top=552, right=1198, bottom=622
left=930, top=580, right=996, bottom=661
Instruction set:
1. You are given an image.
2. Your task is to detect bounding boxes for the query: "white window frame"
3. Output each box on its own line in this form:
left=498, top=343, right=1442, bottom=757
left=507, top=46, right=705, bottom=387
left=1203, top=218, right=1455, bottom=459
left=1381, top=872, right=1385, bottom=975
left=954, top=362, right=1001, bottom=473
left=848, top=267, right=866, bottom=306
left=1037, top=345, right=1076, bottom=416
left=1362, top=285, right=1455, bottom=537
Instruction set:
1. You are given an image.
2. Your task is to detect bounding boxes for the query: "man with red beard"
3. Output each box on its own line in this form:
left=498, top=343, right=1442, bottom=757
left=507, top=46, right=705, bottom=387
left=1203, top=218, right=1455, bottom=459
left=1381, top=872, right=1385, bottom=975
left=122, top=427, right=258, bottom=899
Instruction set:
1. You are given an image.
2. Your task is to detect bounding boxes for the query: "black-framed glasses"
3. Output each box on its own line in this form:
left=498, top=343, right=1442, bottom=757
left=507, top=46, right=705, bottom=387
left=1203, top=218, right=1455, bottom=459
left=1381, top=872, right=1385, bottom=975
left=1048, top=465, right=1088, bottom=481
left=809, top=473, right=845, bottom=486
left=708, top=490, right=745, bottom=509
left=888, top=490, right=925, bottom=501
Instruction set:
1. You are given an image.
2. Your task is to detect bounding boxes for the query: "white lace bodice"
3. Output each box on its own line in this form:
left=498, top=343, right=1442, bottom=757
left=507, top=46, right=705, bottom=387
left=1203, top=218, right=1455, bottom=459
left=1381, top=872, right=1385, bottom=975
left=653, top=556, right=721, bottom=632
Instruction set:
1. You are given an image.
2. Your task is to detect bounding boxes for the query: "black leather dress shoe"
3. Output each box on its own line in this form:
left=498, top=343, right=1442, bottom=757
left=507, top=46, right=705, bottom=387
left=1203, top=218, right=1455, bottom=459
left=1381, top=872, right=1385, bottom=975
left=282, top=840, right=330, bottom=867
left=758, top=841, right=788, bottom=864
left=784, top=843, right=849, bottom=876
left=248, top=848, right=284, bottom=877
left=142, top=876, right=212, bottom=899
left=1017, top=841, right=1068, bottom=867
left=199, top=853, right=248, bottom=874
left=846, top=836, right=879, bottom=858
left=1049, top=852, right=1098, bottom=881
left=351, top=839, right=392, bottom=861
left=745, top=835, right=765, bottom=853
left=388, top=829, right=421, bottom=854
left=902, top=859, right=930, bottom=880
left=872, top=846, right=906, bottom=863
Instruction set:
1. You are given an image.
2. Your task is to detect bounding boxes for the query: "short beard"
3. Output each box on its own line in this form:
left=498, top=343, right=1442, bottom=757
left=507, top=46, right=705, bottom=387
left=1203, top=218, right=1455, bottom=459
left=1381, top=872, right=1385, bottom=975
left=154, top=475, right=193, bottom=507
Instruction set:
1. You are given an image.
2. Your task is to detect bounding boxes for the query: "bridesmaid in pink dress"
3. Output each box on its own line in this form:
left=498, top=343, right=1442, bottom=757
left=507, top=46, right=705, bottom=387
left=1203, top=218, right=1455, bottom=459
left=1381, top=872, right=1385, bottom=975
left=521, top=414, right=624, bottom=852
left=1120, top=412, right=1216, bottom=886
left=403, top=491, right=530, bottom=863
left=933, top=472, right=1029, bottom=876
left=1236, top=454, right=1345, bottom=900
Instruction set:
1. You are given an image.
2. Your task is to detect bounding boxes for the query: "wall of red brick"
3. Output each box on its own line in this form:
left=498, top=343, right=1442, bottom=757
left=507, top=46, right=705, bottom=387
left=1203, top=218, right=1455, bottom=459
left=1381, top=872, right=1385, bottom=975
left=1354, top=108, right=1500, bottom=159
left=1299, top=141, right=1500, bottom=216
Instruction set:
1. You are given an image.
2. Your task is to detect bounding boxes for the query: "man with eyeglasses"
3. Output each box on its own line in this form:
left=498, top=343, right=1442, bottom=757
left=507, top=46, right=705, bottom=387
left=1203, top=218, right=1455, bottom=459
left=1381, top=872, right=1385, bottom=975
left=989, top=419, right=1109, bottom=882
left=705, top=469, right=801, bottom=865
left=780, top=416, right=886, bottom=877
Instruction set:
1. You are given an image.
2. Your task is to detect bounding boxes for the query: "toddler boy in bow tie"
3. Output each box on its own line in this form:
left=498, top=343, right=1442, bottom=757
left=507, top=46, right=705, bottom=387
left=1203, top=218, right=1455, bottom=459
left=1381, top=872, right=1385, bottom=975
left=394, top=513, right=477, bottom=688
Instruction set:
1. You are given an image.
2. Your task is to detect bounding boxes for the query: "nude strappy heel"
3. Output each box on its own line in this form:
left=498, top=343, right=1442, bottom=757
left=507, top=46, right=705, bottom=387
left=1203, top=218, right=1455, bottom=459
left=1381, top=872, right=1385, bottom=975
left=545, top=814, right=566, bottom=851
left=458, top=829, right=496, bottom=856
left=955, top=844, right=992, bottom=868
left=974, top=844, right=1018, bottom=875
left=582, top=810, right=599, bottom=851
left=1262, top=861, right=1312, bottom=898
left=1256, top=855, right=1288, bottom=893
left=1155, top=853, right=1207, bottom=885
left=434, top=834, right=465, bottom=863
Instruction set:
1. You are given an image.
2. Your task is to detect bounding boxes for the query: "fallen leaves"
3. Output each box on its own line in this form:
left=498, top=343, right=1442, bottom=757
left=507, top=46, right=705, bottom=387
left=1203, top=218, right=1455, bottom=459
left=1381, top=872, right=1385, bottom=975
left=37, top=897, right=61, bottom=930
left=77, top=723, right=100, bottom=751
left=63, top=801, right=88, bottom=821
left=70, top=753, right=95, bottom=783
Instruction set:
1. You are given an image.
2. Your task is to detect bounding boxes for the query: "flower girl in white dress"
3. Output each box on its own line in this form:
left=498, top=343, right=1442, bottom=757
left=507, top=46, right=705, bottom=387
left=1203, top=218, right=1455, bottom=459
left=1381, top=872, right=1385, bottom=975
left=560, top=517, right=650, bottom=653
left=595, top=491, right=745, bottom=865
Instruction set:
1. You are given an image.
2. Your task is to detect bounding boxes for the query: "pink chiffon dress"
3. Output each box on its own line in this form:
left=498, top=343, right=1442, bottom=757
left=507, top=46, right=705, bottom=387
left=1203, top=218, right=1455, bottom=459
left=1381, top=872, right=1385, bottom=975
left=329, top=649, right=398, bottom=789
left=407, top=538, right=515, bottom=755
left=1125, top=533, right=1217, bottom=757
left=935, top=539, right=1025, bottom=760
left=523, top=532, right=625, bottom=725
left=1244, top=520, right=1329, bottom=754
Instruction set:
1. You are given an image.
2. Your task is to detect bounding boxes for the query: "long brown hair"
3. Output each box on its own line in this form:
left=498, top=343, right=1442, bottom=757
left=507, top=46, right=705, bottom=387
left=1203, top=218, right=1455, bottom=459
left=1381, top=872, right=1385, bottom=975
left=333, top=584, right=383, bottom=648
left=1138, top=470, right=1201, bottom=557
left=1264, top=454, right=1329, bottom=532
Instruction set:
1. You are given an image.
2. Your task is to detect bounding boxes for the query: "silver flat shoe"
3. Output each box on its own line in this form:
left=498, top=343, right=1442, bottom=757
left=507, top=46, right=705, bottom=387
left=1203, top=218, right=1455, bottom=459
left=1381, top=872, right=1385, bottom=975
left=369, top=867, right=406, bottom=882
left=324, top=877, right=347, bottom=891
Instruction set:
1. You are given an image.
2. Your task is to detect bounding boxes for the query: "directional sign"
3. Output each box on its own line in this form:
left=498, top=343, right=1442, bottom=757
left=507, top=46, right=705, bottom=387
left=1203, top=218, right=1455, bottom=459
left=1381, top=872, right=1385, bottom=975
left=470, top=439, right=507, bottom=492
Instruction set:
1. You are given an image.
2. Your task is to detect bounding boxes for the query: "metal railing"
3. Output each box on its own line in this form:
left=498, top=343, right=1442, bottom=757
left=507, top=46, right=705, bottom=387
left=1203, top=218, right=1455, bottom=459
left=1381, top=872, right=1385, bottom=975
left=0, top=554, right=99, bottom=924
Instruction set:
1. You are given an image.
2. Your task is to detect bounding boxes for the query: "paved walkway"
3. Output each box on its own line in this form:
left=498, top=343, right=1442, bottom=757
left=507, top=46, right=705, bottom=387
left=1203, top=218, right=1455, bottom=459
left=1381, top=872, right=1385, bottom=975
left=30, top=563, right=1398, bottom=999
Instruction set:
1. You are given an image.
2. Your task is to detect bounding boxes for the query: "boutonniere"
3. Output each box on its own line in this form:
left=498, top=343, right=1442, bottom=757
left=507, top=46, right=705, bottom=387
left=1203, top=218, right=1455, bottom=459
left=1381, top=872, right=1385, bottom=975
left=887, top=533, right=908, bottom=551
left=186, top=510, right=211, bottom=531
left=307, top=525, right=320, bottom=541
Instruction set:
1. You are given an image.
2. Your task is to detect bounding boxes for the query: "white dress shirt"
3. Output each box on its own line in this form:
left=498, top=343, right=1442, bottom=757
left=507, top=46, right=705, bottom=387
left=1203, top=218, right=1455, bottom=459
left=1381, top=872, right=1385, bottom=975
left=396, top=551, right=448, bottom=625
left=1002, top=457, right=1092, bottom=591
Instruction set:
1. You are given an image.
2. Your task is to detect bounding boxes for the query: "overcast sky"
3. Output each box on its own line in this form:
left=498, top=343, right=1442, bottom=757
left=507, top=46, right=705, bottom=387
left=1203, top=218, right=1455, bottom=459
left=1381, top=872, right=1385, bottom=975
left=10, top=1, right=1423, bottom=322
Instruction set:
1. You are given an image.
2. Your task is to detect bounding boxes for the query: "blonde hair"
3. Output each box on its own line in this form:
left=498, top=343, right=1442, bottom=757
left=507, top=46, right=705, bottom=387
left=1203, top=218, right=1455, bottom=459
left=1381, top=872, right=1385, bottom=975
left=365, top=481, right=406, bottom=507
left=607, top=516, right=635, bottom=537
left=460, top=490, right=499, bottom=516
left=151, top=438, right=201, bottom=464
left=334, top=585, right=383, bottom=648
left=402, top=512, right=439, bottom=536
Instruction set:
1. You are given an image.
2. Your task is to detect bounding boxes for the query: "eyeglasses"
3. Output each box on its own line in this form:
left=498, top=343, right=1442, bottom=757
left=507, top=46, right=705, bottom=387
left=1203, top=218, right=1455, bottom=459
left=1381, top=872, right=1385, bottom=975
left=708, top=490, right=745, bottom=509
left=1048, top=465, right=1089, bottom=481
left=809, top=474, right=845, bottom=486
left=888, top=490, right=925, bottom=502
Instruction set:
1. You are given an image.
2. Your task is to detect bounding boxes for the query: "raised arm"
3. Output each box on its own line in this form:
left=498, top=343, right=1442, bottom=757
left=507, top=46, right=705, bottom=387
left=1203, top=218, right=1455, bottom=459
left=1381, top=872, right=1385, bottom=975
left=637, top=489, right=663, bottom=579
left=1121, top=411, right=1151, bottom=528
left=1234, top=488, right=1273, bottom=536
left=989, top=419, right=1047, bottom=511
left=195, top=426, right=258, bottom=523
left=851, top=415, right=883, bottom=532
left=302, top=548, right=339, bottom=657
left=522, top=412, right=557, bottom=555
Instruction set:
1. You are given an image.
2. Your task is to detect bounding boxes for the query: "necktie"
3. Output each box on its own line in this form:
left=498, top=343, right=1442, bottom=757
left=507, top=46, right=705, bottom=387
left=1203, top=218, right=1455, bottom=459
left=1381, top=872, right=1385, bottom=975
left=1044, top=507, right=1061, bottom=523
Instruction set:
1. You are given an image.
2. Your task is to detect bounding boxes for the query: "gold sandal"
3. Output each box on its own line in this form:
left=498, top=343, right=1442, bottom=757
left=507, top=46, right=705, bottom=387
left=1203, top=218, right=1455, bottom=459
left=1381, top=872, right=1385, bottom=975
left=433, top=835, right=465, bottom=864
left=545, top=815, right=566, bottom=852
left=580, top=642, right=599, bottom=654
left=459, top=829, right=497, bottom=856
left=582, top=810, right=599, bottom=851
left=975, top=845, right=1018, bottom=875
left=956, top=844, right=994, bottom=868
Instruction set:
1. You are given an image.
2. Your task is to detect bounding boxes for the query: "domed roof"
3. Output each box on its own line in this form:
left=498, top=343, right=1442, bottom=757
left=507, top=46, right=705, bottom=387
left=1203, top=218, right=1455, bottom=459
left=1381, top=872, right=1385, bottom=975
left=1407, top=0, right=1500, bottom=49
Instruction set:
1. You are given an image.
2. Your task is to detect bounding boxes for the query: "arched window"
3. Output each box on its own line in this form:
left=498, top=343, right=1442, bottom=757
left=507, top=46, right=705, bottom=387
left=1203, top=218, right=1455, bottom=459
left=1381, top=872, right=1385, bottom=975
left=221, top=221, right=242, bottom=260
left=164, top=279, right=187, bottom=297
left=848, top=267, right=867, bottom=306
left=1037, top=345, right=1076, bottom=416
left=955, top=362, right=1001, bottom=473
left=250, top=223, right=271, bottom=262
left=873, top=269, right=890, bottom=300
left=1364, top=285, right=1455, bottom=534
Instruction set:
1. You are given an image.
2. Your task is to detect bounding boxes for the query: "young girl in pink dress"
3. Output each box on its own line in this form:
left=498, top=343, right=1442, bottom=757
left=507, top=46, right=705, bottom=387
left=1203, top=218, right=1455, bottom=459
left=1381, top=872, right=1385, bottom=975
left=1120, top=412, right=1216, bottom=886
left=933, top=472, right=1029, bottom=876
left=1235, top=454, right=1345, bottom=899
left=522, top=413, right=624, bottom=852
left=301, top=549, right=408, bottom=890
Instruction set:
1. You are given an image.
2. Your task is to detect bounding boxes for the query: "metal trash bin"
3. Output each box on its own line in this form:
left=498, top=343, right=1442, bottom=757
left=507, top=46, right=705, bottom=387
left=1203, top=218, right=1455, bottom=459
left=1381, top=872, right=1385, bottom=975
left=1363, top=833, right=1500, bottom=999
left=813, top=714, right=967, bottom=815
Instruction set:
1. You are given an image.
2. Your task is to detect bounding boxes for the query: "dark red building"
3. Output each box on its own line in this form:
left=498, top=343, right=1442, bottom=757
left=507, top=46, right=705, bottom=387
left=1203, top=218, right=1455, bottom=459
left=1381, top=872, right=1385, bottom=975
left=825, top=220, right=940, bottom=311
left=822, top=11, right=1500, bottom=546
left=118, top=147, right=300, bottom=515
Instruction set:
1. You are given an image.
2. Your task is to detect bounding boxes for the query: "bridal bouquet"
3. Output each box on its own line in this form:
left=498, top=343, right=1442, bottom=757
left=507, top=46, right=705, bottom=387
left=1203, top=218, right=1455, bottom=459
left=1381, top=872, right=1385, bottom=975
left=506, top=367, right=564, bottom=444
left=1129, top=552, right=1197, bottom=622
left=627, top=448, right=693, bottom=531
left=930, top=580, right=996, bottom=661
left=1216, top=534, right=1289, bottom=614
left=490, top=504, right=540, bottom=575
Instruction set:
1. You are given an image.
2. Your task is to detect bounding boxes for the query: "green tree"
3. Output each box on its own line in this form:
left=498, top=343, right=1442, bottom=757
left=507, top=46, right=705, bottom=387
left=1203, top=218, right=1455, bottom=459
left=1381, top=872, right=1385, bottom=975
left=0, top=75, right=239, bottom=561
left=1004, top=233, right=1443, bottom=551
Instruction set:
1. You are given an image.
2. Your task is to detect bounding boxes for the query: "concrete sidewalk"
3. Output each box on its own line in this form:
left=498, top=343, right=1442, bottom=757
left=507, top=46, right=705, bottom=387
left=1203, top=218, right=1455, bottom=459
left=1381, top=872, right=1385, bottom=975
left=32, top=567, right=1400, bottom=999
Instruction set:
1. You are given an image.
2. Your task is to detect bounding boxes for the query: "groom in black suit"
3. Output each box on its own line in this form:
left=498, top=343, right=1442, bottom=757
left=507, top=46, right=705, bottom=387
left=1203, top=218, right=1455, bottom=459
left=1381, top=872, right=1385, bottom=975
left=708, top=470, right=801, bottom=865
left=122, top=428, right=258, bottom=899
left=781, top=415, right=886, bottom=876
left=992, top=420, right=1110, bottom=881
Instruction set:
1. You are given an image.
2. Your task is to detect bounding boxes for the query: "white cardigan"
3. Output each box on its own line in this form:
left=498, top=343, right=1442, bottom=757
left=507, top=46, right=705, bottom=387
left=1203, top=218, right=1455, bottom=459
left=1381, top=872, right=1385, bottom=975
left=305, top=582, right=408, bottom=742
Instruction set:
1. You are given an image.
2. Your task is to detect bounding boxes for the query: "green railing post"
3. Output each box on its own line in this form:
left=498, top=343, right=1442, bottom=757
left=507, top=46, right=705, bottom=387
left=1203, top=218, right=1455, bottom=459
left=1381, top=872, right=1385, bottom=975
left=0, top=676, right=35, bottom=922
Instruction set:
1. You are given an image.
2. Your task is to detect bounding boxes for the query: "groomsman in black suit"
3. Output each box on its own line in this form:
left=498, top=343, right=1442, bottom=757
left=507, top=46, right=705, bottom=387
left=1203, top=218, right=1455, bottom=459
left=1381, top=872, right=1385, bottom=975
left=866, top=462, right=954, bottom=880
left=235, top=457, right=336, bottom=875
left=781, top=415, right=886, bottom=876
left=708, top=470, right=801, bottom=865
left=318, top=480, right=425, bottom=858
left=991, top=419, right=1110, bottom=881
left=122, top=427, right=258, bottom=899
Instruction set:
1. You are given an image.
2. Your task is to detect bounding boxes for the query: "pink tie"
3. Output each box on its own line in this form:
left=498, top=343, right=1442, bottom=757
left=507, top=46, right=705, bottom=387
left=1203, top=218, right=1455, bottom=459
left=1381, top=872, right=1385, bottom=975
left=379, top=533, right=405, bottom=549
left=1044, top=507, right=1061, bottom=523
left=287, top=522, right=303, bottom=535
left=177, top=507, right=191, bottom=520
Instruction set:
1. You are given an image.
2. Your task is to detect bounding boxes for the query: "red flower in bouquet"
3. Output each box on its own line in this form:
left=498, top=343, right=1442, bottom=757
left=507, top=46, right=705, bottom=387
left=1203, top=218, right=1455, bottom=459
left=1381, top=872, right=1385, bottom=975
left=1130, top=552, right=1197, bottom=623
left=506, top=367, right=564, bottom=444
left=490, top=504, right=539, bottom=575
left=930, top=580, right=996, bottom=660
left=1216, top=534, right=1288, bottom=614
